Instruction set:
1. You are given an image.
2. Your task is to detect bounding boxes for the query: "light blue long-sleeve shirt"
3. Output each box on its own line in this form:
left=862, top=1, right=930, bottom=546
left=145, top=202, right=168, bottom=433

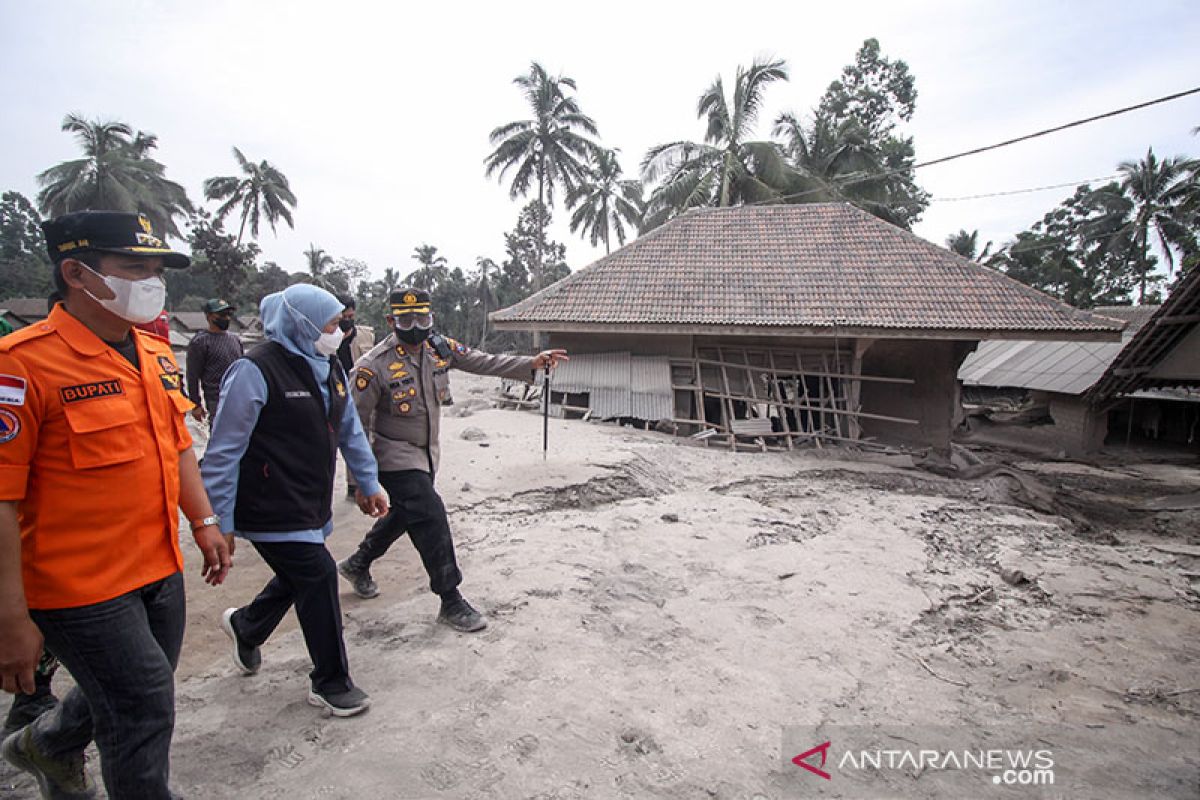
left=201, top=358, right=382, bottom=544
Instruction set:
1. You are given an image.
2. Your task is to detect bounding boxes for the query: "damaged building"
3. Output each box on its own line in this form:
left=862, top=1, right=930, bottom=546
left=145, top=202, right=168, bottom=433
left=490, top=203, right=1122, bottom=453
left=960, top=263, right=1200, bottom=455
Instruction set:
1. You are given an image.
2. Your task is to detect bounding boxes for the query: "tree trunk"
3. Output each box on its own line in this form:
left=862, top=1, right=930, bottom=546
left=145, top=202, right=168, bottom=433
left=236, top=202, right=251, bottom=247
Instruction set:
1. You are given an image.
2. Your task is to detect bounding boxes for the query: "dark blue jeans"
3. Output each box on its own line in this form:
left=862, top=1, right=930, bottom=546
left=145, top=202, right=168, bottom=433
left=348, top=469, right=462, bottom=596
left=28, top=572, right=185, bottom=799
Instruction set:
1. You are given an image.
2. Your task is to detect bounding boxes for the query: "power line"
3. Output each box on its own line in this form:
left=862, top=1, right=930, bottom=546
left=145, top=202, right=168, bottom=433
left=931, top=174, right=1121, bottom=203
left=749, top=85, right=1200, bottom=207
left=914, top=86, right=1200, bottom=170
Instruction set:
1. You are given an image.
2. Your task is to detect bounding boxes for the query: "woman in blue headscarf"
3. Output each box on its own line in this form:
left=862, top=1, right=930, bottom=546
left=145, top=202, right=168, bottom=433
left=201, top=284, right=388, bottom=717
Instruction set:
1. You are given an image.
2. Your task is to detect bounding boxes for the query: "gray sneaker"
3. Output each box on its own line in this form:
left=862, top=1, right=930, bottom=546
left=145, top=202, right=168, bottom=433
left=438, top=598, right=488, bottom=632
left=221, top=608, right=261, bottom=676
left=2, top=692, right=58, bottom=738
left=1, top=726, right=96, bottom=799
left=337, top=558, right=379, bottom=599
left=307, top=686, right=371, bottom=718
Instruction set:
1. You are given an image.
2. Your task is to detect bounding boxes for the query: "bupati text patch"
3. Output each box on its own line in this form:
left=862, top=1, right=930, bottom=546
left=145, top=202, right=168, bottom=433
left=60, top=380, right=124, bottom=404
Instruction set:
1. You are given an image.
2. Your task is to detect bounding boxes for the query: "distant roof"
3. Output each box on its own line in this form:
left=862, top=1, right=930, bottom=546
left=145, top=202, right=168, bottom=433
left=3, top=298, right=49, bottom=321
left=1088, top=266, right=1200, bottom=405
left=959, top=306, right=1158, bottom=395
left=492, top=204, right=1123, bottom=341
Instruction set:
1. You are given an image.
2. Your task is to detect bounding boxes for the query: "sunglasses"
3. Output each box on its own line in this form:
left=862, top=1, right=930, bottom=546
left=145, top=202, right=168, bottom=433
left=393, top=313, right=433, bottom=330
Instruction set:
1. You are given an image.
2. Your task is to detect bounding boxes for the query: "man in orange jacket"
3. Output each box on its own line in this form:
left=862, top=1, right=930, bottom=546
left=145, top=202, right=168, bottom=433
left=0, top=211, right=233, bottom=799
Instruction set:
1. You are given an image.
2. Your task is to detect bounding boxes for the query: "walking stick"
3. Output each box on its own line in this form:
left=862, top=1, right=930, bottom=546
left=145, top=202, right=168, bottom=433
left=542, top=365, right=550, bottom=460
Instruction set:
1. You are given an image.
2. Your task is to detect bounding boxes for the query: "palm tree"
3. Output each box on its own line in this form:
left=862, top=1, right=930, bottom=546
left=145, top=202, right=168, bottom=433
left=641, top=59, right=791, bottom=229
left=405, top=244, right=448, bottom=290
left=473, top=257, right=500, bottom=348
left=567, top=149, right=645, bottom=254
left=1089, top=148, right=1199, bottom=302
left=944, top=229, right=993, bottom=262
left=484, top=62, right=601, bottom=293
left=771, top=111, right=926, bottom=227
left=36, top=113, right=193, bottom=237
left=304, top=244, right=335, bottom=288
left=203, top=147, right=297, bottom=246
left=381, top=267, right=400, bottom=296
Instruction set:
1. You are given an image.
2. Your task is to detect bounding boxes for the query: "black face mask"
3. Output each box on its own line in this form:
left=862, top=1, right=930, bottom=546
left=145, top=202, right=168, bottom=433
left=212, top=317, right=231, bottom=331
left=396, top=326, right=430, bottom=346
left=338, top=318, right=355, bottom=333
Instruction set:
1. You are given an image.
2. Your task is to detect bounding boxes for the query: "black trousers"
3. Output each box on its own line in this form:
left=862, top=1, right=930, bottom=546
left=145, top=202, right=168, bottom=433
left=234, top=541, right=352, bottom=696
left=348, top=469, right=462, bottom=596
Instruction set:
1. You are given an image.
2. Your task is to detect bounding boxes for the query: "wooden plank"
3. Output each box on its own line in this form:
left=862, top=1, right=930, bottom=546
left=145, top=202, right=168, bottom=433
left=767, top=348, right=794, bottom=451
left=698, top=388, right=919, bottom=425
left=1155, top=314, right=1200, bottom=326
left=1150, top=544, right=1200, bottom=558
left=692, top=357, right=912, bottom=385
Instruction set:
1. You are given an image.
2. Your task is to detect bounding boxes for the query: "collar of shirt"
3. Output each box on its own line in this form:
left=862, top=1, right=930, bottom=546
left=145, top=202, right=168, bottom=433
left=48, top=303, right=118, bottom=358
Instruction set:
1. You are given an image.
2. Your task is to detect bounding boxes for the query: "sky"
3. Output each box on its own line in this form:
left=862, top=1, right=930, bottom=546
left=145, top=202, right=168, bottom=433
left=2, top=0, right=1199, bottom=286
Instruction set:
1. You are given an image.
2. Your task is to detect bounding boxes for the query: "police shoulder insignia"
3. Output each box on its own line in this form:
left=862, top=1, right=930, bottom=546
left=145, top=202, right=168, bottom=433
left=354, top=367, right=374, bottom=392
left=334, top=379, right=346, bottom=398
left=0, top=408, right=19, bottom=444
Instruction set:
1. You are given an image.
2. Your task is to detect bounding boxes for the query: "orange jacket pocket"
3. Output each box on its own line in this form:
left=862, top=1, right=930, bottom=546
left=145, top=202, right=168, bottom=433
left=62, top=397, right=145, bottom=469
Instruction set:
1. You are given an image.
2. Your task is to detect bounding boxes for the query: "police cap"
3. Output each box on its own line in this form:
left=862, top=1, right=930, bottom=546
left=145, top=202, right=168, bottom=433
left=389, top=287, right=431, bottom=316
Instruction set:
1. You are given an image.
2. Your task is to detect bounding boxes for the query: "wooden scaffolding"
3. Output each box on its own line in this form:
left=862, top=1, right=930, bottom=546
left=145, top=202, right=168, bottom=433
left=669, top=343, right=919, bottom=451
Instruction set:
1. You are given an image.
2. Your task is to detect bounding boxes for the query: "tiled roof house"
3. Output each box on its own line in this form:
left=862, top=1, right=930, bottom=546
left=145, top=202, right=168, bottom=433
left=492, top=204, right=1123, bottom=452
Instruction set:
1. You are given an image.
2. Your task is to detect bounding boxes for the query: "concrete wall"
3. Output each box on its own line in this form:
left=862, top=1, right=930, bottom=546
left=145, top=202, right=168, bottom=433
left=860, top=340, right=976, bottom=454
left=1047, top=394, right=1107, bottom=455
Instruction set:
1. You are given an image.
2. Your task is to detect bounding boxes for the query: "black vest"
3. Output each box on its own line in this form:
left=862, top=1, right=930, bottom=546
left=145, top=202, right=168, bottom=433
left=234, top=342, right=348, bottom=532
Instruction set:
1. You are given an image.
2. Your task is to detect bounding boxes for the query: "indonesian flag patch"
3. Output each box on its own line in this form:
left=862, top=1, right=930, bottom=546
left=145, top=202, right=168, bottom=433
left=0, top=374, right=26, bottom=406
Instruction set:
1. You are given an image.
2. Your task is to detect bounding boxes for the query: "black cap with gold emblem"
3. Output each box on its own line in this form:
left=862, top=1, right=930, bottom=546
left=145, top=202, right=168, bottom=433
left=389, top=287, right=431, bottom=316
left=41, top=210, right=191, bottom=269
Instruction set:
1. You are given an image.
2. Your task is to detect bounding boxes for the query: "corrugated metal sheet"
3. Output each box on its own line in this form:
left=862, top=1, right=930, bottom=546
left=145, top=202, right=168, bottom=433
left=630, top=356, right=673, bottom=420
left=959, top=307, right=1159, bottom=396
left=551, top=352, right=672, bottom=419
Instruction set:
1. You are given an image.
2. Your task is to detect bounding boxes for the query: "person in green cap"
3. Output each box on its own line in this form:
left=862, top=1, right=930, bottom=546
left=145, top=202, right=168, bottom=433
left=186, top=298, right=243, bottom=427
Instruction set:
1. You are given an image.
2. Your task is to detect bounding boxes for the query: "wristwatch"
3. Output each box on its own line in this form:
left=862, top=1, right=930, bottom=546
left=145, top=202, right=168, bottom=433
left=190, top=515, right=220, bottom=531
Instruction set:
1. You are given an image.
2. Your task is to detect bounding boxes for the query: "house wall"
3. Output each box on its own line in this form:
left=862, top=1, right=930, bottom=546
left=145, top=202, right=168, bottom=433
left=1047, top=394, right=1107, bottom=454
left=546, top=333, right=693, bottom=358
left=1149, top=326, right=1200, bottom=381
left=860, top=340, right=975, bottom=453
left=546, top=331, right=974, bottom=451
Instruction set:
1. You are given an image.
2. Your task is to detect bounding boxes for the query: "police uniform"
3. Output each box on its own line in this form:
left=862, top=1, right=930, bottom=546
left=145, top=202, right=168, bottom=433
left=341, top=289, right=535, bottom=611
left=0, top=210, right=197, bottom=798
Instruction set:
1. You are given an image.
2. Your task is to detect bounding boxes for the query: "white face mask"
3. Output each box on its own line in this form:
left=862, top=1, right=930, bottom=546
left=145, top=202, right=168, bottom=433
left=81, top=263, right=167, bottom=324
left=314, top=329, right=344, bottom=356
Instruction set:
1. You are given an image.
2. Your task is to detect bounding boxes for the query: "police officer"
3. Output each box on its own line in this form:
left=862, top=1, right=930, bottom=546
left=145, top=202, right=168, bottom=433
left=337, top=288, right=567, bottom=631
left=0, top=211, right=232, bottom=798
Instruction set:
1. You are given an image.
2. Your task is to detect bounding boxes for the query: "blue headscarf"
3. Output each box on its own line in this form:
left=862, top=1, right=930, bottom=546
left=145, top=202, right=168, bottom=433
left=259, top=284, right=345, bottom=384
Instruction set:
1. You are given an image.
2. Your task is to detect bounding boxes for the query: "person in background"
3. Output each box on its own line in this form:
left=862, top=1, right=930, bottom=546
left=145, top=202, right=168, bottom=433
left=337, top=287, right=567, bottom=632
left=0, top=211, right=233, bottom=799
left=335, top=295, right=374, bottom=499
left=203, top=284, right=388, bottom=718
left=186, top=298, right=243, bottom=427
